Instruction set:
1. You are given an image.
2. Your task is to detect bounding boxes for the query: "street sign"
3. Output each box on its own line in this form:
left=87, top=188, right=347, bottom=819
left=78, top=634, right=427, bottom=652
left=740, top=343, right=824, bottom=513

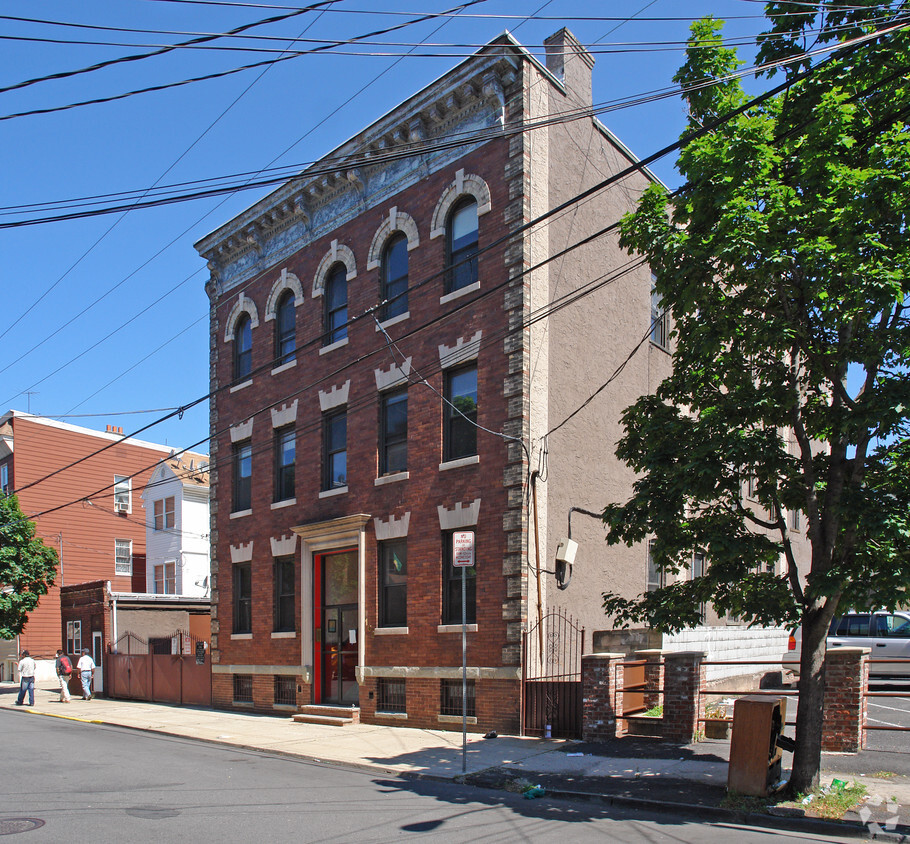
left=452, top=530, right=475, bottom=567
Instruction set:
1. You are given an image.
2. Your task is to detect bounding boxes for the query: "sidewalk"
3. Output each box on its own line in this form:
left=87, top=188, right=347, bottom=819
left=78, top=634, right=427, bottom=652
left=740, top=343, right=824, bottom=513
left=3, top=681, right=910, bottom=839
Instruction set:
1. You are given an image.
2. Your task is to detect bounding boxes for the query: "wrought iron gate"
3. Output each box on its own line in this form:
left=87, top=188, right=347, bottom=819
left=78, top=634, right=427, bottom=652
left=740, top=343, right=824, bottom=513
left=522, top=609, right=585, bottom=738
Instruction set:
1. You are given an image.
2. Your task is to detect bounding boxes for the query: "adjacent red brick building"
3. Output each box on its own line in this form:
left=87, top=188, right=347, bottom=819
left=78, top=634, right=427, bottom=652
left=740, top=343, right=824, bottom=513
left=195, top=30, right=670, bottom=733
left=0, top=411, right=173, bottom=678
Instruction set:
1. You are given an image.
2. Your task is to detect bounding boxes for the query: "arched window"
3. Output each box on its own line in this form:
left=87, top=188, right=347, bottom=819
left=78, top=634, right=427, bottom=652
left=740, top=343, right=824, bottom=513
left=381, top=233, right=408, bottom=321
left=274, top=290, right=296, bottom=366
left=323, top=264, right=347, bottom=346
left=445, top=197, right=478, bottom=294
left=234, top=314, right=252, bottom=380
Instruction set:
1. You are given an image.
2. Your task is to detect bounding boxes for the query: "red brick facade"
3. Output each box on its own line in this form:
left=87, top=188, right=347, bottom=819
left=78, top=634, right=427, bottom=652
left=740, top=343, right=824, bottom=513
left=0, top=413, right=172, bottom=663
left=198, top=30, right=657, bottom=733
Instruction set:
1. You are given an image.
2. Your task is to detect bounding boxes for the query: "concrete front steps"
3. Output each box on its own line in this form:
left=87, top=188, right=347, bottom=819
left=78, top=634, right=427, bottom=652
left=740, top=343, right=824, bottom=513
left=293, top=704, right=361, bottom=727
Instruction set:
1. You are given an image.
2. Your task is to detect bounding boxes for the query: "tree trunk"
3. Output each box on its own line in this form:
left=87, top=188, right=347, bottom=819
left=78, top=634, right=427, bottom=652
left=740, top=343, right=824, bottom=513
left=788, top=605, right=830, bottom=794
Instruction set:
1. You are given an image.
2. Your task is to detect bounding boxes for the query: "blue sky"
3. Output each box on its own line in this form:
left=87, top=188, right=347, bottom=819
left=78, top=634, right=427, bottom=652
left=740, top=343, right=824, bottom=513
left=0, top=0, right=772, bottom=452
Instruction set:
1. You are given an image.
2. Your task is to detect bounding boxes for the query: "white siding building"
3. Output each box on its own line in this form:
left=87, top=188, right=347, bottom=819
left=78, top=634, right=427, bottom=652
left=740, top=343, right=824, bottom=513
left=142, top=453, right=210, bottom=597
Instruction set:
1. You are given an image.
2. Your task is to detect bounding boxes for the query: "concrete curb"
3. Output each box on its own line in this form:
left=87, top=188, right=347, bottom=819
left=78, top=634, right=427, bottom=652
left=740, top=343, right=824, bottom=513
left=8, top=701, right=910, bottom=840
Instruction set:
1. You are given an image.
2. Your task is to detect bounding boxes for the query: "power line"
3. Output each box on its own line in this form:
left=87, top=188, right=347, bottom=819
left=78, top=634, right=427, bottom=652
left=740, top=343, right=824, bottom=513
left=2, top=17, right=900, bottom=226
left=0, top=1, right=334, bottom=97
left=0, top=1, right=495, bottom=423
left=10, top=16, right=904, bottom=511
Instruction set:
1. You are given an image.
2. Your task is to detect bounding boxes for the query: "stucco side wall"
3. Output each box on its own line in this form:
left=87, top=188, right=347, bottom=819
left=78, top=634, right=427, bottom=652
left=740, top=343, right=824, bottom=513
left=530, top=56, right=666, bottom=638
left=117, top=608, right=193, bottom=641
left=663, top=625, right=790, bottom=683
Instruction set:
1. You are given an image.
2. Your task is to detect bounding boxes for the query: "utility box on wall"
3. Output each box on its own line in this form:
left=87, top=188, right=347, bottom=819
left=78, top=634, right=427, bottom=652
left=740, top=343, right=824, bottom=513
left=727, top=695, right=786, bottom=796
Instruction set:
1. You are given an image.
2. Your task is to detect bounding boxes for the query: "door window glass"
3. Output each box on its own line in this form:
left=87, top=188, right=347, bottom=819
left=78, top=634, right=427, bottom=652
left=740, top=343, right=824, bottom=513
left=324, top=550, right=358, bottom=606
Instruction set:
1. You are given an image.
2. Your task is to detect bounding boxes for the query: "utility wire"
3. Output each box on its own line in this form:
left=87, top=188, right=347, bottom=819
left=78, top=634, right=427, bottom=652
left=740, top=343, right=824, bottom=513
left=0, top=2, right=334, bottom=96
left=2, top=18, right=901, bottom=226
left=0, top=0, right=489, bottom=121
left=0, top=0, right=474, bottom=376
left=11, top=20, right=905, bottom=510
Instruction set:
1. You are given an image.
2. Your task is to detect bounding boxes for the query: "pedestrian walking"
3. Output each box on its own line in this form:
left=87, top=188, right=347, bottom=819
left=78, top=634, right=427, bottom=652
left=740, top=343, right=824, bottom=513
left=76, top=648, right=95, bottom=700
left=15, top=650, right=37, bottom=706
left=55, top=649, right=73, bottom=703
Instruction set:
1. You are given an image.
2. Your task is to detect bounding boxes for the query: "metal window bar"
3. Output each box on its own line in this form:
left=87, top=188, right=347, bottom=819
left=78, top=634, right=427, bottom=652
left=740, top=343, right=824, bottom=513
left=377, top=678, right=406, bottom=713
left=273, top=675, right=295, bottom=706
left=233, top=674, right=253, bottom=703
left=440, top=678, right=475, bottom=717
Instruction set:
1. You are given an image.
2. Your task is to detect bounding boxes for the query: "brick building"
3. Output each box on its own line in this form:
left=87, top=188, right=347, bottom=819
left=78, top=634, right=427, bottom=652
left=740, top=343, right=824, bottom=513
left=195, top=29, right=678, bottom=733
left=0, top=411, right=174, bottom=680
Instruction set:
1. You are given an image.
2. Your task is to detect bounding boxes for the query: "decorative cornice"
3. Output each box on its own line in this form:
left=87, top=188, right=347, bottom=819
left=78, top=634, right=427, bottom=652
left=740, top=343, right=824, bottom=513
left=194, top=46, right=522, bottom=291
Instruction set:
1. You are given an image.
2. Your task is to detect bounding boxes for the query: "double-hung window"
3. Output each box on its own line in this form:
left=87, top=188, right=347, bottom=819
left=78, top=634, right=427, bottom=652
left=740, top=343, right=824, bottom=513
left=646, top=540, right=665, bottom=592
left=233, top=563, right=252, bottom=634
left=445, top=198, right=478, bottom=294
left=274, top=556, right=295, bottom=632
left=115, top=539, right=132, bottom=575
left=381, top=234, right=409, bottom=321
left=234, top=314, right=252, bottom=380
left=323, top=264, right=347, bottom=346
left=274, top=291, right=296, bottom=366
left=650, top=275, right=669, bottom=350
left=323, top=411, right=347, bottom=490
left=443, top=365, right=477, bottom=462
left=380, top=390, right=407, bottom=475
left=66, top=621, right=82, bottom=656
left=379, top=541, right=407, bottom=627
left=114, top=475, right=131, bottom=512
left=154, top=561, right=177, bottom=594
left=233, top=441, right=252, bottom=511
left=153, top=496, right=175, bottom=530
left=442, top=532, right=476, bottom=625
left=274, top=426, right=295, bottom=502
left=1, top=463, right=9, bottom=494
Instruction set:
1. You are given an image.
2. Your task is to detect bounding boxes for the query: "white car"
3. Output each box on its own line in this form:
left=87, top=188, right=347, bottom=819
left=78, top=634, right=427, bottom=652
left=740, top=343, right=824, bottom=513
left=784, top=611, right=910, bottom=680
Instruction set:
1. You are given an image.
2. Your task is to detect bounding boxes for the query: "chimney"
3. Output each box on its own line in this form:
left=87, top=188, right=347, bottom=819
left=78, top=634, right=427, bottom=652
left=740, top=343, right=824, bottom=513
left=543, top=28, right=594, bottom=107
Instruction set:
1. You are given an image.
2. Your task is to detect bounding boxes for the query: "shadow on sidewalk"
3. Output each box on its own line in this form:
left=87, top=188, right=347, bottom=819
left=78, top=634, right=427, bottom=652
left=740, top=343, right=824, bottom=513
left=368, top=774, right=713, bottom=830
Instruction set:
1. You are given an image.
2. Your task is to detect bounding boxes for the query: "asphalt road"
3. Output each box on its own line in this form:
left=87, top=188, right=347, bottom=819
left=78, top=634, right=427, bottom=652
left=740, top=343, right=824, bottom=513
left=864, top=682, right=910, bottom=755
left=1, top=709, right=859, bottom=844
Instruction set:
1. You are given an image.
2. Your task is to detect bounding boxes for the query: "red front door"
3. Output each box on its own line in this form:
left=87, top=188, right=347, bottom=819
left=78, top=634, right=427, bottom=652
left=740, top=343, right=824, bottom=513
left=314, top=549, right=359, bottom=705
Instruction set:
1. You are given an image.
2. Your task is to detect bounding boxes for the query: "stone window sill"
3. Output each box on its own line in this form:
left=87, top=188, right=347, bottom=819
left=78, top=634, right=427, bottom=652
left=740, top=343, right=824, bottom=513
left=374, top=627, right=408, bottom=636
left=230, top=633, right=252, bottom=640
left=374, top=471, right=408, bottom=486
left=318, top=486, right=348, bottom=499
left=230, top=379, right=253, bottom=394
left=438, top=714, right=477, bottom=725
left=230, top=509, right=252, bottom=519
left=271, top=359, right=297, bottom=376
left=375, top=312, right=410, bottom=331
left=437, top=624, right=478, bottom=634
left=440, top=281, right=480, bottom=305
left=271, top=498, right=296, bottom=510
left=319, top=337, right=349, bottom=356
left=271, top=631, right=297, bottom=639
left=439, top=455, right=479, bottom=472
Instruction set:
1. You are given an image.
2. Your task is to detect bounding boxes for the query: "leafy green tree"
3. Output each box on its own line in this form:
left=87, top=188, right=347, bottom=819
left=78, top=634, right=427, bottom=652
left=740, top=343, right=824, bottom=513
left=0, top=494, right=57, bottom=640
left=603, top=5, right=910, bottom=793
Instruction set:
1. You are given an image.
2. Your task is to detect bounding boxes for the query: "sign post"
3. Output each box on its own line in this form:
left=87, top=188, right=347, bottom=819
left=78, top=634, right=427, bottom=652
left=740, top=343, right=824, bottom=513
left=452, top=530, right=475, bottom=774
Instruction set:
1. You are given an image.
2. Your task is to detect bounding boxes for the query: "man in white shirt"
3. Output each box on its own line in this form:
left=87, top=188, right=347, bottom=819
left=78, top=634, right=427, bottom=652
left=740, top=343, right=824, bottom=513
left=76, top=649, right=95, bottom=700
left=15, top=650, right=37, bottom=706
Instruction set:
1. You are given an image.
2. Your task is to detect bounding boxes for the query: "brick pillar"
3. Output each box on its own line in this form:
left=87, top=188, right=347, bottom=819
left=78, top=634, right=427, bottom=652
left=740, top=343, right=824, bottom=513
left=635, top=649, right=664, bottom=711
left=821, top=647, right=868, bottom=753
left=663, top=651, right=706, bottom=743
left=582, top=653, right=625, bottom=741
